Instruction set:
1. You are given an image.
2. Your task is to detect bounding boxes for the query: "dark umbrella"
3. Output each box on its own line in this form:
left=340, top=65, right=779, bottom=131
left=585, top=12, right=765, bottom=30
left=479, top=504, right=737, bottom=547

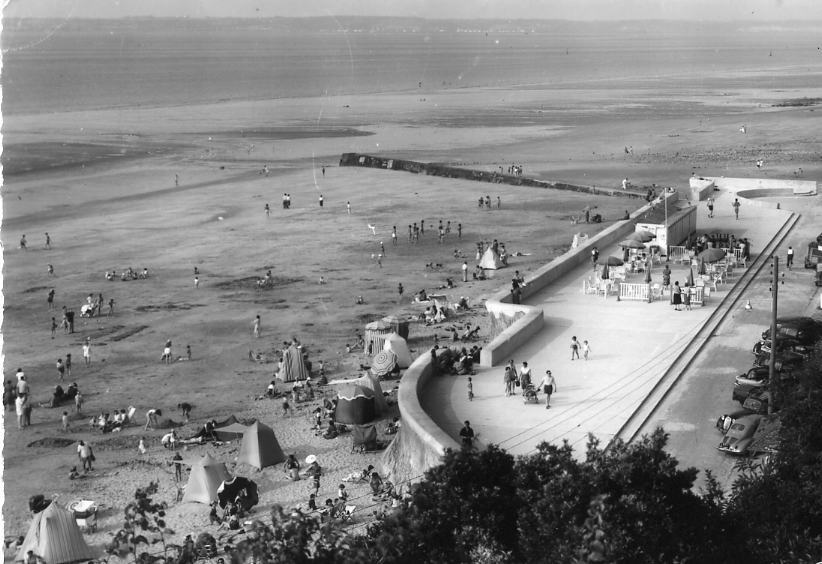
left=630, top=230, right=655, bottom=243
left=596, top=256, right=624, bottom=266
left=686, top=267, right=695, bottom=287
left=218, top=476, right=258, bottom=510
left=619, top=239, right=646, bottom=249
left=698, top=248, right=726, bottom=263
left=601, top=263, right=610, bottom=280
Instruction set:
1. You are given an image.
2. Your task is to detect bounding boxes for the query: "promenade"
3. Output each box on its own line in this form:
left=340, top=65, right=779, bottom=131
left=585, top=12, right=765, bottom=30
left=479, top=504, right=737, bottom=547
left=422, top=189, right=795, bottom=457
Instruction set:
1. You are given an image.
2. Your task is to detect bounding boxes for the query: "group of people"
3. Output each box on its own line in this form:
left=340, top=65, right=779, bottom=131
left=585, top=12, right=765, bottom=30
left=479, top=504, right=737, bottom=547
left=5, top=371, right=34, bottom=429
left=477, top=195, right=501, bottom=209
left=503, top=360, right=558, bottom=409
left=281, top=193, right=293, bottom=208
left=405, top=219, right=463, bottom=243
left=105, top=267, right=149, bottom=281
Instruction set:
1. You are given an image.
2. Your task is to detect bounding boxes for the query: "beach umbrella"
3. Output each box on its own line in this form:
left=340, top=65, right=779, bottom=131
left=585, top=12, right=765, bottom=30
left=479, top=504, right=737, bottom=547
left=698, top=248, right=726, bottom=263
left=601, top=263, right=610, bottom=280
left=686, top=268, right=695, bottom=287
left=630, top=230, right=655, bottom=243
left=596, top=256, right=624, bottom=266
left=305, top=454, right=317, bottom=465
left=619, top=239, right=646, bottom=249
left=370, top=350, right=398, bottom=377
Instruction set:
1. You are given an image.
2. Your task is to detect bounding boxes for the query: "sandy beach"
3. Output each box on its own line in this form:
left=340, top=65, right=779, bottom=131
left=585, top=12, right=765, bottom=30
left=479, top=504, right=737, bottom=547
left=3, top=40, right=822, bottom=554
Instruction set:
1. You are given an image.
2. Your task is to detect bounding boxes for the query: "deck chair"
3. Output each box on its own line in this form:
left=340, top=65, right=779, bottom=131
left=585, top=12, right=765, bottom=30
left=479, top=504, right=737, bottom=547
left=68, top=499, right=98, bottom=532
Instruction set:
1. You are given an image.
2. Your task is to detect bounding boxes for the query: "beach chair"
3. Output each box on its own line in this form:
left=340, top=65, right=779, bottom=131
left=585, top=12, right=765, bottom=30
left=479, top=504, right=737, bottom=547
left=68, top=499, right=98, bottom=532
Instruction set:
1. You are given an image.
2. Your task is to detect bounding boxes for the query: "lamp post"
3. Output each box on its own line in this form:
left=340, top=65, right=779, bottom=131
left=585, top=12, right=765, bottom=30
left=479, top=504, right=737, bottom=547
left=768, top=257, right=780, bottom=416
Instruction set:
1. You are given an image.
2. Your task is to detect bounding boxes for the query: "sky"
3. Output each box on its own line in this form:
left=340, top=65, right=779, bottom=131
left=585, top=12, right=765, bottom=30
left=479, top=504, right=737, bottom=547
left=3, top=0, right=822, bottom=21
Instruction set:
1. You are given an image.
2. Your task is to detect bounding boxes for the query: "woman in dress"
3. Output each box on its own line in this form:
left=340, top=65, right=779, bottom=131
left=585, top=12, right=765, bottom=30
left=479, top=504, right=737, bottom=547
left=672, top=281, right=682, bottom=311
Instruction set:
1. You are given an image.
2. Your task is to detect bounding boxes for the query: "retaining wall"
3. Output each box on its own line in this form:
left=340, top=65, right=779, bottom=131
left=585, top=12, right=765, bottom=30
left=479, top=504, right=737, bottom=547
left=706, top=176, right=817, bottom=196
left=688, top=177, right=715, bottom=201
left=380, top=350, right=460, bottom=484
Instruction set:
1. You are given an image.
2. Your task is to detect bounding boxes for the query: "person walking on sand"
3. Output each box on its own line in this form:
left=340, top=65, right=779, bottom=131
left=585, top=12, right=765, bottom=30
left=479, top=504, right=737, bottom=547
left=458, top=223, right=462, bottom=238
left=459, top=420, right=475, bottom=449
left=462, top=261, right=468, bottom=282
left=253, top=315, right=261, bottom=338
left=467, top=377, right=474, bottom=401
left=591, top=247, right=599, bottom=269
left=77, top=440, right=94, bottom=473
left=787, top=246, right=794, bottom=270
left=346, top=201, right=351, bottom=214
left=732, top=198, right=741, bottom=220
left=397, top=283, right=404, bottom=302
left=56, top=358, right=65, bottom=381
left=392, top=226, right=397, bottom=245
left=44, top=232, right=51, bottom=249
left=162, top=340, right=173, bottom=364
left=706, top=197, right=714, bottom=218
left=264, top=203, right=270, bottom=217
left=65, top=354, right=72, bottom=378
left=51, top=317, right=58, bottom=339
left=318, top=194, right=324, bottom=207
left=20, top=234, right=27, bottom=250
left=82, top=338, right=91, bottom=365
left=537, top=371, right=556, bottom=408
left=194, top=276, right=200, bottom=289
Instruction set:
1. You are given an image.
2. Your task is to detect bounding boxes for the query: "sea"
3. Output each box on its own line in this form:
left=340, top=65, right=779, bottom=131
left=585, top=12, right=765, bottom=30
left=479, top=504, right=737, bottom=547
left=2, top=18, right=822, bottom=116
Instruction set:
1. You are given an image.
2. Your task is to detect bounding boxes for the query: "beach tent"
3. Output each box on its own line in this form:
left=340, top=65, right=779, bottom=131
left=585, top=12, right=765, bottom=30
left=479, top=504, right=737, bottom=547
left=237, top=421, right=286, bottom=469
left=364, top=320, right=393, bottom=357
left=182, top=454, right=231, bottom=504
left=335, top=393, right=376, bottom=425
left=280, top=344, right=309, bottom=382
left=217, top=476, right=259, bottom=511
left=479, top=247, right=503, bottom=269
left=381, top=315, right=410, bottom=339
left=15, top=503, right=97, bottom=564
left=330, top=373, right=389, bottom=423
left=383, top=333, right=413, bottom=368
left=214, top=422, right=250, bottom=442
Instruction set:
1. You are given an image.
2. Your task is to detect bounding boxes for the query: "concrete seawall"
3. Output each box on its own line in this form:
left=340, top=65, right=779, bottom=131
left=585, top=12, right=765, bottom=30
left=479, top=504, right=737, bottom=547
left=380, top=350, right=460, bottom=484
left=382, top=195, right=675, bottom=483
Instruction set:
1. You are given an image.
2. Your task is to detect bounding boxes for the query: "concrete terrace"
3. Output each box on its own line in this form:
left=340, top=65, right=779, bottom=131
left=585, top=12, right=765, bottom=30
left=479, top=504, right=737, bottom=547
left=420, top=188, right=796, bottom=457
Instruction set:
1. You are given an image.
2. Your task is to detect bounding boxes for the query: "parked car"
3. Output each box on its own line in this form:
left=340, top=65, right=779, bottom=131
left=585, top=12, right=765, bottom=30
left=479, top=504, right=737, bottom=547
left=752, top=349, right=806, bottom=372
left=761, top=317, right=822, bottom=347
left=752, top=339, right=812, bottom=357
left=742, top=388, right=773, bottom=414
left=733, top=367, right=769, bottom=404
left=718, top=414, right=762, bottom=454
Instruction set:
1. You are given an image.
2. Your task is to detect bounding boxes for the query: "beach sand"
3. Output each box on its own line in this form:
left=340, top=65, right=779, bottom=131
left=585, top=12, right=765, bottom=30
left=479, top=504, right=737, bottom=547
left=3, top=75, right=821, bottom=551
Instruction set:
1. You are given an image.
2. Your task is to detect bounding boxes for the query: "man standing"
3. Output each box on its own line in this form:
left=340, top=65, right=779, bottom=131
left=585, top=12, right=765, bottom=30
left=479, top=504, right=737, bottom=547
left=706, top=197, right=714, bottom=218
left=44, top=232, right=51, bottom=249
left=570, top=336, right=581, bottom=360
left=82, top=338, right=91, bottom=365
left=459, top=420, right=475, bottom=449
left=173, top=452, right=184, bottom=481
left=462, top=261, right=469, bottom=282
left=253, top=315, right=261, bottom=338
left=392, top=226, right=397, bottom=245
left=591, top=247, right=599, bottom=269
left=77, top=440, right=94, bottom=473
left=787, top=246, right=794, bottom=270
left=318, top=194, right=324, bottom=207
left=519, top=361, right=532, bottom=392
left=732, top=198, right=741, bottom=220
left=397, top=283, right=404, bottom=302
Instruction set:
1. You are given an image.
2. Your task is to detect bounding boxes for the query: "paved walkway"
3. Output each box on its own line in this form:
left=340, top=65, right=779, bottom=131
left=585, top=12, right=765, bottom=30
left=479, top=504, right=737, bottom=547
left=421, top=190, right=794, bottom=457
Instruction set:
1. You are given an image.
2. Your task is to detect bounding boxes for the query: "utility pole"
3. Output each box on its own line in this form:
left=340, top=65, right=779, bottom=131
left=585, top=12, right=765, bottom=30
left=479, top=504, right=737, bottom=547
left=768, top=256, right=779, bottom=416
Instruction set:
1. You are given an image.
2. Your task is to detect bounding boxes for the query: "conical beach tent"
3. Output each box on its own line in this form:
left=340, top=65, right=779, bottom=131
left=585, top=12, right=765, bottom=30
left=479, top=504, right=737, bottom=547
left=237, top=421, right=286, bottom=469
left=479, top=247, right=502, bottom=269
left=15, top=503, right=97, bottom=564
left=383, top=333, right=412, bottom=368
left=281, top=345, right=309, bottom=382
left=182, top=454, right=231, bottom=504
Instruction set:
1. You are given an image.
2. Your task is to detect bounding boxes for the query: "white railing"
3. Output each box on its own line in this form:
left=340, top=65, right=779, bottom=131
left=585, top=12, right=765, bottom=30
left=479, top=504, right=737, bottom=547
left=619, top=283, right=650, bottom=301
left=668, top=246, right=687, bottom=264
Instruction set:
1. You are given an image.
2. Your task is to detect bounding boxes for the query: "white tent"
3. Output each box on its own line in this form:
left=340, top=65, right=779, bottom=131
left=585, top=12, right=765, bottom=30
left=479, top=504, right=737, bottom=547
left=15, top=503, right=97, bottom=564
left=182, top=454, right=232, bottom=504
left=479, top=247, right=503, bottom=269
left=383, top=333, right=412, bottom=368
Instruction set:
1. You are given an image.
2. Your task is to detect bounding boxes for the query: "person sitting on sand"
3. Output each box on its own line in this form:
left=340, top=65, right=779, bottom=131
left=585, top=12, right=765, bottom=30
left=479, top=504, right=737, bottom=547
left=161, top=430, right=177, bottom=449
left=369, top=471, right=383, bottom=496
left=283, top=454, right=301, bottom=481
left=322, top=421, right=338, bottom=440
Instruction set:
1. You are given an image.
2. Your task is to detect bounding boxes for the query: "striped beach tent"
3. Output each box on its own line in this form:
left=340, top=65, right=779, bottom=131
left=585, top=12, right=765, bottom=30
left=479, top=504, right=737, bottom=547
left=16, top=503, right=97, bottom=564
left=281, top=344, right=309, bottom=382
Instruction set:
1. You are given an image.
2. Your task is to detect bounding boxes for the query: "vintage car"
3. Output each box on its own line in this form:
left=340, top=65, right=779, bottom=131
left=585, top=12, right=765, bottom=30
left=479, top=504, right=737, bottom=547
left=718, top=414, right=762, bottom=454
left=732, top=367, right=769, bottom=404
left=742, top=388, right=773, bottom=414
left=752, top=349, right=806, bottom=372
left=761, top=317, right=822, bottom=347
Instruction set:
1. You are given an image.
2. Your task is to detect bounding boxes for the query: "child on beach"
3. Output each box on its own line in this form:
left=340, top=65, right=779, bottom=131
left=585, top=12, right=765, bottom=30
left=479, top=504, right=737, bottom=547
left=582, top=340, right=591, bottom=360
left=62, top=411, right=70, bottom=432
left=282, top=398, right=291, bottom=417
left=467, top=377, right=474, bottom=401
